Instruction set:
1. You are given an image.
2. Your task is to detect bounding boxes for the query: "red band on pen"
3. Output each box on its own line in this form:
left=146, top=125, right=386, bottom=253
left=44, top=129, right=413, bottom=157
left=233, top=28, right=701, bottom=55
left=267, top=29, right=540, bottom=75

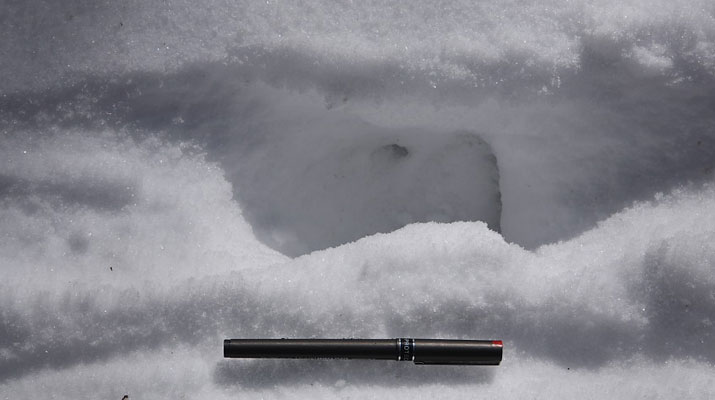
left=492, top=340, right=503, bottom=346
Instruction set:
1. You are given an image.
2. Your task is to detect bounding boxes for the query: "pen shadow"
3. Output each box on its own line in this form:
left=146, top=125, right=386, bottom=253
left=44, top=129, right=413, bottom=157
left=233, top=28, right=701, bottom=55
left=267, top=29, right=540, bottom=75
left=213, top=359, right=495, bottom=388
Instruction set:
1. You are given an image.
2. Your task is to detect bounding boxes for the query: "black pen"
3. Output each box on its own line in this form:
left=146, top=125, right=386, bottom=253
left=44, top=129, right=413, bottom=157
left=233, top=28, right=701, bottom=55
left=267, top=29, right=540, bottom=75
left=224, top=338, right=502, bottom=365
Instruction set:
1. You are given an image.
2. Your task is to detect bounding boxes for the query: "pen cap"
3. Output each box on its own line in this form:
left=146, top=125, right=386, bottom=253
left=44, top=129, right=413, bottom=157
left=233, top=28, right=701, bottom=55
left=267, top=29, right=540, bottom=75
left=412, top=339, right=502, bottom=365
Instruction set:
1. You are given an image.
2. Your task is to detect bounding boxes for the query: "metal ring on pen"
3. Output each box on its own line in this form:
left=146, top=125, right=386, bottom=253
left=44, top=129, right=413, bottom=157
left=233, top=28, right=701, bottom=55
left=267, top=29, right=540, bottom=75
left=397, top=338, right=414, bottom=361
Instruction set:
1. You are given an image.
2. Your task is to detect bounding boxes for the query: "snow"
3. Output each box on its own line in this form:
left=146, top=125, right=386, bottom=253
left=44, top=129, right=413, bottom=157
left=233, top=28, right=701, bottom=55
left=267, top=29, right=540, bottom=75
left=2, top=0, right=715, bottom=398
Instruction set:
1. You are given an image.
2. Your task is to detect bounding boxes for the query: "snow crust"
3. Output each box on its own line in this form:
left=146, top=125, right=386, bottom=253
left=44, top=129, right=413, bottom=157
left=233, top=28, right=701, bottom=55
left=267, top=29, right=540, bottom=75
left=2, top=0, right=715, bottom=398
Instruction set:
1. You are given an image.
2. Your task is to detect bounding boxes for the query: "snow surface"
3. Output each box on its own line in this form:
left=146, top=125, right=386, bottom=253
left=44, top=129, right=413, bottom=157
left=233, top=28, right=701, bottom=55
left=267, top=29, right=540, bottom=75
left=2, top=0, right=715, bottom=398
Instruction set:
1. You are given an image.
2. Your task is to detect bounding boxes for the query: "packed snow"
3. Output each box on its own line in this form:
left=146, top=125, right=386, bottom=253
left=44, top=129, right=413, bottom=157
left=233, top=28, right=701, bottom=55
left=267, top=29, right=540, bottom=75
left=1, top=0, right=715, bottom=398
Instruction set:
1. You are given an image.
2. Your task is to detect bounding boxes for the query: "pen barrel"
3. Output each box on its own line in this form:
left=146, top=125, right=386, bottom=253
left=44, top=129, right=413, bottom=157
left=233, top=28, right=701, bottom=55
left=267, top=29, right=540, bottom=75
left=224, top=339, right=397, bottom=360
